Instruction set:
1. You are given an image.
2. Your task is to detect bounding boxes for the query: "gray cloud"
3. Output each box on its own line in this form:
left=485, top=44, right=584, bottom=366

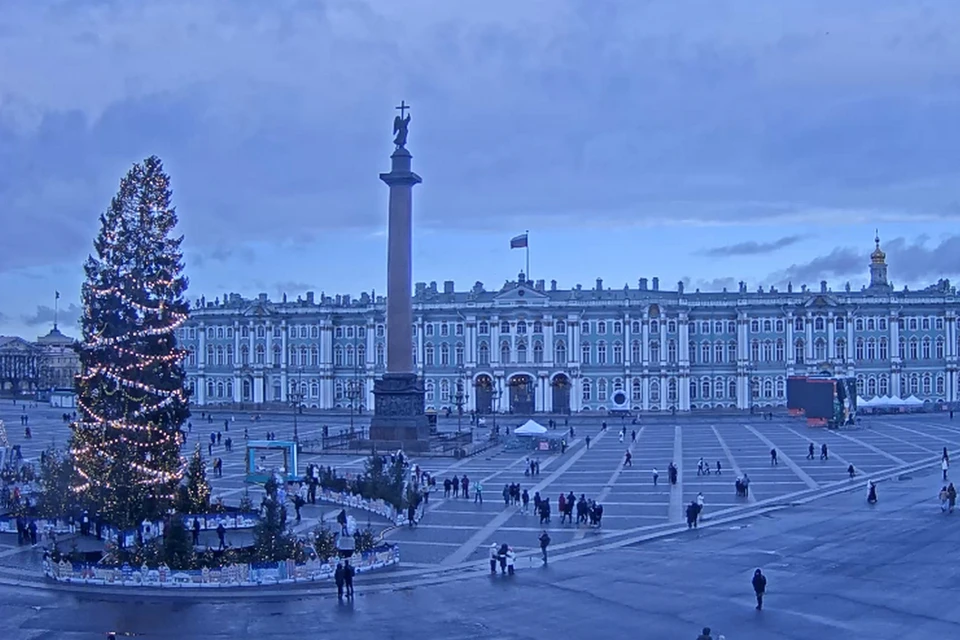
left=701, top=235, right=806, bottom=257
left=273, top=282, right=315, bottom=299
left=21, top=303, right=82, bottom=328
left=767, top=235, right=960, bottom=287
left=2, top=2, right=960, bottom=273
left=681, top=276, right=740, bottom=293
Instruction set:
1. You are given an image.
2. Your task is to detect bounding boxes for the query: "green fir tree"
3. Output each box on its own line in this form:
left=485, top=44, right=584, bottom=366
left=179, top=443, right=211, bottom=513
left=70, top=156, right=191, bottom=530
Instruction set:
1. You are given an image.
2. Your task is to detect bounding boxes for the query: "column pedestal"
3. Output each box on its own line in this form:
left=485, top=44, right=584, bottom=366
left=369, top=373, right=431, bottom=452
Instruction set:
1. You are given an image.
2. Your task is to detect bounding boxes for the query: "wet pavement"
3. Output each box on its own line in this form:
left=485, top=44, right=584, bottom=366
left=0, top=460, right=957, bottom=639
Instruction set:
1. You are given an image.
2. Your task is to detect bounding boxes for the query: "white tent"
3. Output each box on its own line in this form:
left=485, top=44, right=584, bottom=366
left=857, top=396, right=871, bottom=407
left=884, top=396, right=907, bottom=406
left=514, top=420, right=548, bottom=435
left=904, top=395, right=925, bottom=406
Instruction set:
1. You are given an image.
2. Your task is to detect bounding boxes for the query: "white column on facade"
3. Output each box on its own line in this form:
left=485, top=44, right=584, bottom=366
left=545, top=315, right=555, bottom=366
left=642, top=376, right=650, bottom=411
left=846, top=313, right=855, bottom=364
left=198, top=323, right=207, bottom=367
left=571, top=316, right=581, bottom=364
left=491, top=317, right=501, bottom=365
left=466, top=321, right=476, bottom=365
left=659, top=318, right=667, bottom=366
left=805, top=313, right=814, bottom=362
left=827, top=314, right=836, bottom=360
left=248, top=324, right=255, bottom=364
left=265, top=321, right=272, bottom=367
left=641, top=316, right=650, bottom=364
left=572, top=376, right=582, bottom=412
left=786, top=313, right=794, bottom=365
left=679, top=314, right=689, bottom=366
left=624, top=314, right=632, bottom=366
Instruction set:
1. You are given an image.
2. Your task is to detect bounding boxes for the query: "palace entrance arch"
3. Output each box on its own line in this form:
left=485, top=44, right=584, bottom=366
left=551, top=374, right=571, bottom=414
left=475, top=374, right=494, bottom=415
left=509, top=374, right=535, bottom=414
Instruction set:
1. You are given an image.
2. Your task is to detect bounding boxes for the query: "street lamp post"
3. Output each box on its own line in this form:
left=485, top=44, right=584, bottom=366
left=491, top=384, right=502, bottom=440
left=347, top=378, right=362, bottom=433
left=291, top=367, right=304, bottom=443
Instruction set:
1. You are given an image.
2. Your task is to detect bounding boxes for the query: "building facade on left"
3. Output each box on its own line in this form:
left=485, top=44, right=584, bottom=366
left=0, top=326, right=80, bottom=397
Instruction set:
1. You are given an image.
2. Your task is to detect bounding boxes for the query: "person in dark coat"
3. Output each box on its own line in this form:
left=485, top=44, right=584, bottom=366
left=752, top=568, right=767, bottom=610
left=216, top=522, right=226, bottom=549
left=334, top=561, right=345, bottom=600
left=192, top=518, right=201, bottom=546
left=696, top=627, right=713, bottom=640
left=538, top=530, right=551, bottom=564
left=343, top=560, right=355, bottom=598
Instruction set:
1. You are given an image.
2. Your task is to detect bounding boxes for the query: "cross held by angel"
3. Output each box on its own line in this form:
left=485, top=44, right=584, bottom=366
left=393, top=100, right=411, bottom=149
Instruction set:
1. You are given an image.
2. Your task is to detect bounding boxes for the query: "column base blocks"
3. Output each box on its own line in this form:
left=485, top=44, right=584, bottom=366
left=369, top=373, right=431, bottom=453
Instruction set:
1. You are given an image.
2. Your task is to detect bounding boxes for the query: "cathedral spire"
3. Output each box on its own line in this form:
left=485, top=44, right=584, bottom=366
left=869, top=230, right=889, bottom=289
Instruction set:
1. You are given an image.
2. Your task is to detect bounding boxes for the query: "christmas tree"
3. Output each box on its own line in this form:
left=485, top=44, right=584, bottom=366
left=71, top=155, right=191, bottom=530
left=179, top=443, right=211, bottom=513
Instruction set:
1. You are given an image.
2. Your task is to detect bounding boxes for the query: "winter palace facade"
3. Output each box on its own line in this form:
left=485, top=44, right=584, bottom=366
left=180, top=237, right=960, bottom=413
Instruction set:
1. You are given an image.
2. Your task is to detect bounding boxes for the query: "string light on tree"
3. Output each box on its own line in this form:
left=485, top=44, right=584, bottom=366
left=70, top=155, right=192, bottom=530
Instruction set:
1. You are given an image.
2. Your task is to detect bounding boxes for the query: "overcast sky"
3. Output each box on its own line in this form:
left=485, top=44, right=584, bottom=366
left=2, top=0, right=959, bottom=339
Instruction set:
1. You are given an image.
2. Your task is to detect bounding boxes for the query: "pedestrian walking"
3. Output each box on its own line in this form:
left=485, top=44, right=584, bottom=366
left=474, top=482, right=484, bottom=504
left=752, top=568, right=767, bottom=610
left=216, top=522, right=226, bottom=549
left=820, top=443, right=828, bottom=460
left=770, top=448, right=778, bottom=466
left=807, top=442, right=815, bottom=460
left=949, top=483, right=957, bottom=513
left=334, top=561, right=345, bottom=599
left=939, top=486, right=950, bottom=512
left=652, top=468, right=659, bottom=486
left=489, top=543, right=499, bottom=573
left=848, top=464, right=856, bottom=479
left=192, top=518, right=201, bottom=546
left=539, top=530, right=551, bottom=564
left=344, top=560, right=355, bottom=598
left=624, top=450, right=632, bottom=467
left=942, top=457, right=949, bottom=481
left=715, top=460, right=722, bottom=475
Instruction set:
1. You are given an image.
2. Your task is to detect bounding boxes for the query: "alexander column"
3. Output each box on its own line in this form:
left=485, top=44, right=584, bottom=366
left=369, top=101, right=431, bottom=452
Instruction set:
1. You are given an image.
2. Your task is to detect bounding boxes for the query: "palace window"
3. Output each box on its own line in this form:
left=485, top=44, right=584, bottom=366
left=376, top=344, right=385, bottom=366
left=936, top=374, right=945, bottom=396
left=425, top=344, right=435, bottom=366
left=867, top=318, right=875, bottom=331
left=556, top=320, right=567, bottom=333
left=936, top=337, right=945, bottom=360
left=936, top=317, right=944, bottom=331
left=715, top=321, right=724, bottom=334
left=701, top=342, right=711, bottom=364
left=612, top=342, right=623, bottom=364
left=922, top=337, right=931, bottom=360
left=255, top=344, right=265, bottom=364
left=701, top=378, right=711, bottom=400
left=701, top=321, right=710, bottom=334
left=478, top=321, right=489, bottom=335
left=835, top=316, right=845, bottom=331
left=533, top=341, right=544, bottom=364
left=690, top=380, right=697, bottom=401
left=346, top=346, right=355, bottom=367
left=856, top=338, right=864, bottom=361
left=775, top=339, right=784, bottom=361
left=667, top=378, right=677, bottom=403
left=478, top=342, right=490, bottom=365
left=598, top=379, right=608, bottom=402
left=668, top=320, right=677, bottom=333
left=424, top=325, right=433, bottom=337
left=815, top=317, right=824, bottom=331
left=533, top=321, right=542, bottom=334
left=456, top=323, right=464, bottom=336
left=440, top=324, right=448, bottom=337
left=715, top=342, right=724, bottom=363
left=814, top=338, right=826, bottom=361
left=763, top=320, right=772, bottom=332
left=581, top=321, right=590, bottom=334
left=762, top=341, right=772, bottom=362
left=728, top=378, right=737, bottom=400
left=582, top=378, right=592, bottom=402
left=516, top=321, right=527, bottom=334
left=650, top=380, right=660, bottom=404
left=555, top=340, right=567, bottom=364
left=776, top=378, right=785, bottom=398
left=597, top=341, right=607, bottom=364
left=922, top=318, right=930, bottom=331
left=650, top=320, right=659, bottom=333
left=750, top=340, right=760, bottom=362
left=909, top=338, right=919, bottom=360
left=631, top=340, right=641, bottom=363
left=879, top=318, right=886, bottom=331
left=501, top=341, right=511, bottom=363
left=425, top=381, right=435, bottom=403
left=501, top=321, right=510, bottom=334
left=728, top=341, right=737, bottom=363
left=597, top=321, right=606, bottom=335
left=775, top=320, right=784, bottom=332
left=922, top=374, right=932, bottom=396
left=335, top=327, right=343, bottom=338
left=271, top=345, right=280, bottom=366
left=581, top=342, right=591, bottom=364
left=855, top=318, right=864, bottom=332
left=794, top=339, right=805, bottom=364
left=456, top=343, right=465, bottom=366
left=866, top=338, right=876, bottom=360
left=651, top=341, right=661, bottom=362
left=751, top=320, right=759, bottom=333
left=879, top=375, right=889, bottom=396
left=689, top=341, right=697, bottom=364
left=632, top=378, right=642, bottom=401
left=899, top=337, right=906, bottom=360
left=794, top=318, right=804, bottom=332
left=517, top=342, right=527, bottom=364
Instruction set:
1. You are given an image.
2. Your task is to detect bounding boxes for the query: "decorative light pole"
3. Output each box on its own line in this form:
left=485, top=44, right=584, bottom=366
left=347, top=378, right=363, bottom=432
left=491, top=384, right=502, bottom=439
left=454, top=366, right=468, bottom=433
left=291, top=367, right=304, bottom=443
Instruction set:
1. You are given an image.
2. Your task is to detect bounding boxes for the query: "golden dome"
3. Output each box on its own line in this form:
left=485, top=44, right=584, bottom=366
left=871, top=231, right=885, bottom=264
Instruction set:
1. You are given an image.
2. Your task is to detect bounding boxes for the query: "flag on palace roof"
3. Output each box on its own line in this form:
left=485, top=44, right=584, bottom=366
left=510, top=233, right=528, bottom=249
